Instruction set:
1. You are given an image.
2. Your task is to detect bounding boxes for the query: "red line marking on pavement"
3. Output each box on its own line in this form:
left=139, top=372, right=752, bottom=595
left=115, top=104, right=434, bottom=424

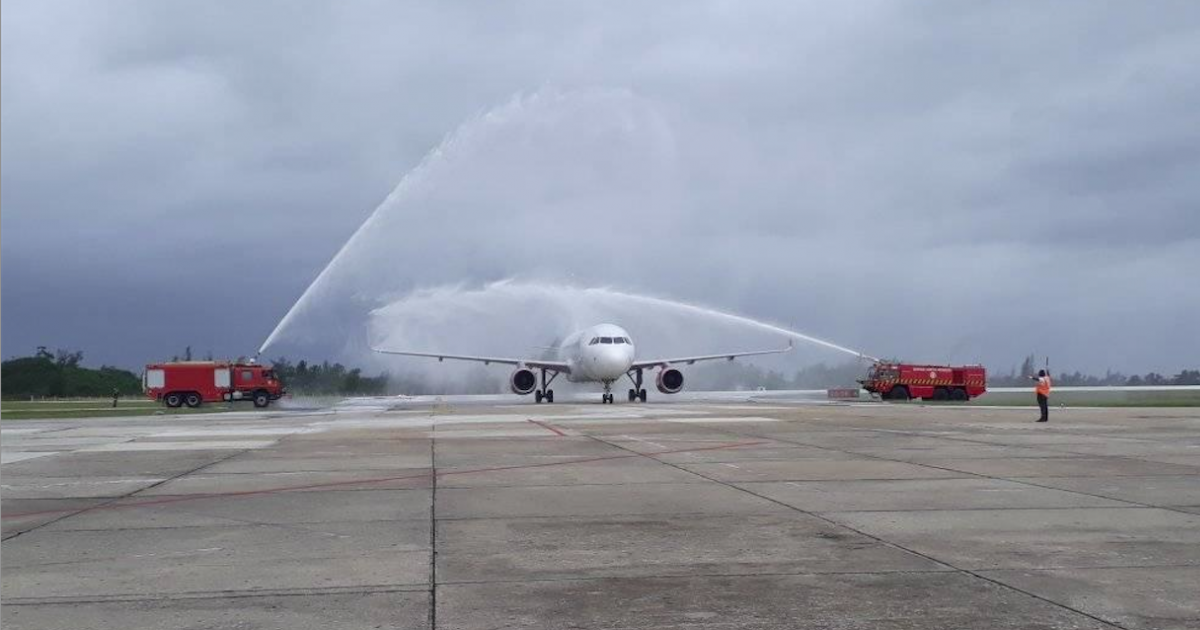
left=2, top=440, right=767, bottom=520
left=526, top=418, right=567, bottom=436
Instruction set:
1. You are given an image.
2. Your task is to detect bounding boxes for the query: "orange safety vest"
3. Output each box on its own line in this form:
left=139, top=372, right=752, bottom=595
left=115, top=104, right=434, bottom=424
left=1036, top=376, right=1052, bottom=396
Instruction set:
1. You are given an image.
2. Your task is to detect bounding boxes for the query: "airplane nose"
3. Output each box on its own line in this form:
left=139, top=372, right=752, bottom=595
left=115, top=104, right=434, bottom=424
left=593, top=347, right=632, bottom=378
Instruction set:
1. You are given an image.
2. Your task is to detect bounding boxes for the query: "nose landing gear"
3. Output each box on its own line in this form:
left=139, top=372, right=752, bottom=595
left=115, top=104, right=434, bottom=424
left=601, top=381, right=614, bottom=404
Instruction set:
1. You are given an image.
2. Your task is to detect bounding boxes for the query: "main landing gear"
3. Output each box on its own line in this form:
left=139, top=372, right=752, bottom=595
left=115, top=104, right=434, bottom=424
left=534, top=368, right=556, bottom=404
left=626, top=368, right=648, bottom=403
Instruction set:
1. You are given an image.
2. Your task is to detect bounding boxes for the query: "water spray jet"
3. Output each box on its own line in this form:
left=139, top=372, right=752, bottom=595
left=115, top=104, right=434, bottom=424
left=256, top=89, right=878, bottom=366
left=364, top=280, right=878, bottom=364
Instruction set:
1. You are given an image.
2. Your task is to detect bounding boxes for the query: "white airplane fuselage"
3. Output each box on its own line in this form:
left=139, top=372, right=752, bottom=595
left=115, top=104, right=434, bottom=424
left=373, top=320, right=790, bottom=404
left=559, top=323, right=636, bottom=383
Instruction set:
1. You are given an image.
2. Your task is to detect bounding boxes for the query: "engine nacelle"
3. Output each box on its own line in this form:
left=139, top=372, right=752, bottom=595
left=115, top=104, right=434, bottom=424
left=510, top=368, right=537, bottom=395
left=656, top=367, right=685, bottom=394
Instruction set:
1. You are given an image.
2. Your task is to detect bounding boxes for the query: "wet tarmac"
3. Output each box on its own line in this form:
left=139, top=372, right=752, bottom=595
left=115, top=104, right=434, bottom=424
left=3, top=397, right=1199, bottom=629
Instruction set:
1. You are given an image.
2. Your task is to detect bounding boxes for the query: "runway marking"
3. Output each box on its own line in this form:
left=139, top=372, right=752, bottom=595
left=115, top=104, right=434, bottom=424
left=1, top=478, right=165, bottom=490
left=697, top=405, right=792, bottom=411
left=1, top=452, right=60, bottom=464
left=1, top=439, right=768, bottom=520
left=154, top=428, right=320, bottom=437
left=620, top=435, right=667, bottom=450
left=659, top=416, right=779, bottom=424
left=423, top=429, right=553, bottom=439
left=526, top=419, right=567, bottom=437
left=79, top=440, right=277, bottom=452
left=130, top=547, right=224, bottom=560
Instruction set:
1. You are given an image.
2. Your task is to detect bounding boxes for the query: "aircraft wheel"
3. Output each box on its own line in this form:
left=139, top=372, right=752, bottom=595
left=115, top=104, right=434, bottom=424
left=535, top=390, right=544, bottom=403
left=545, top=389, right=554, bottom=403
left=638, top=389, right=647, bottom=402
left=628, top=389, right=637, bottom=402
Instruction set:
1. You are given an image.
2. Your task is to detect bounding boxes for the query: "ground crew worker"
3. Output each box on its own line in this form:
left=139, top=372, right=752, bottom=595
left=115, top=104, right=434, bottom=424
left=111, top=387, right=120, bottom=408
left=1030, top=369, right=1051, bottom=422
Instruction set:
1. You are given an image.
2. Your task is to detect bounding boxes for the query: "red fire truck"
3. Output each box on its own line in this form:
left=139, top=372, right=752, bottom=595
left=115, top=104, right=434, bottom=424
left=858, top=363, right=987, bottom=402
left=143, top=361, right=286, bottom=408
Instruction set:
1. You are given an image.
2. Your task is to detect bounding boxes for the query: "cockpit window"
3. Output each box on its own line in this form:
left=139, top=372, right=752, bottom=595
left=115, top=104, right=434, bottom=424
left=589, top=337, right=599, bottom=345
left=622, top=337, right=632, bottom=344
left=613, top=337, right=626, bottom=344
left=600, top=337, right=613, bottom=344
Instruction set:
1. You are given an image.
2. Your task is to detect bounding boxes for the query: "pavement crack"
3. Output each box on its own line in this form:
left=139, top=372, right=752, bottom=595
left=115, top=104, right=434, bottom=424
left=429, top=418, right=439, bottom=630
left=2, top=447, right=250, bottom=542
left=587, top=421, right=1138, bottom=630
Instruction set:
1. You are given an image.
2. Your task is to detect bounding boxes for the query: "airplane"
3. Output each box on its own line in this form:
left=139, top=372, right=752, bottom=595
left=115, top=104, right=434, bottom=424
left=373, top=323, right=792, bottom=404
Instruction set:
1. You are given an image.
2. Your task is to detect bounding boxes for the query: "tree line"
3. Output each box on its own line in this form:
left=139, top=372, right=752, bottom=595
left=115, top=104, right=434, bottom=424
left=989, top=354, right=1200, bottom=387
left=687, top=360, right=867, bottom=391
left=5, top=348, right=1196, bottom=400
left=265, top=358, right=504, bottom=396
left=2, top=348, right=142, bottom=399
left=267, top=358, right=389, bottom=395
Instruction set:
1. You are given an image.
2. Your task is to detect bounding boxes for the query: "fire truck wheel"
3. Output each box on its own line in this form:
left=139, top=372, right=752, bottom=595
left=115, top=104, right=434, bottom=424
left=933, top=387, right=950, bottom=401
left=890, top=386, right=910, bottom=401
left=253, top=391, right=270, bottom=408
left=952, top=388, right=969, bottom=401
left=164, top=392, right=183, bottom=408
left=184, top=392, right=202, bottom=408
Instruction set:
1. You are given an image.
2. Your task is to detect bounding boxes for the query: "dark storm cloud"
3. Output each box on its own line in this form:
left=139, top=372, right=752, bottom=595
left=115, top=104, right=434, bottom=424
left=2, top=1, right=1198, bottom=375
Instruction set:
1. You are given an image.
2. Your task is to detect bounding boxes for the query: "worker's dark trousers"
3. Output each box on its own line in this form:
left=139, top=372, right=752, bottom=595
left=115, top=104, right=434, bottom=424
left=1037, top=394, right=1049, bottom=422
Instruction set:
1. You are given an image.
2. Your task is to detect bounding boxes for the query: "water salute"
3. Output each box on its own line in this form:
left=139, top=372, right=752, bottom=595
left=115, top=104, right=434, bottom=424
left=3, top=3, right=1200, bottom=629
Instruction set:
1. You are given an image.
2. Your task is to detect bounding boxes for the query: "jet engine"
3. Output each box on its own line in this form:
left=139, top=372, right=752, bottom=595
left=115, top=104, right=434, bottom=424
left=656, top=367, right=685, bottom=394
left=510, top=368, right=537, bottom=395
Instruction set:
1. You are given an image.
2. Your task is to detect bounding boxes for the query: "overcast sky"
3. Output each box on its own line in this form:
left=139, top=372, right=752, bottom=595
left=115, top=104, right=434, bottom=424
left=3, top=1, right=1198, bottom=376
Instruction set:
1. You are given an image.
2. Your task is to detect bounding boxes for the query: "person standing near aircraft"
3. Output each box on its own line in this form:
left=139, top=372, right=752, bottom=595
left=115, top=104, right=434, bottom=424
left=1030, top=369, right=1052, bottom=422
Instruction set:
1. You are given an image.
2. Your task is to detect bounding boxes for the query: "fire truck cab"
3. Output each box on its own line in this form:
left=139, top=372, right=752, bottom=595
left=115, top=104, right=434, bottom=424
left=144, top=361, right=286, bottom=409
left=859, top=362, right=987, bottom=402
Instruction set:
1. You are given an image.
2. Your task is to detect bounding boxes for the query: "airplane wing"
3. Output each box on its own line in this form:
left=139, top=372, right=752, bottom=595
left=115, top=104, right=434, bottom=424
left=630, top=340, right=793, bottom=370
left=371, top=348, right=571, bottom=374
